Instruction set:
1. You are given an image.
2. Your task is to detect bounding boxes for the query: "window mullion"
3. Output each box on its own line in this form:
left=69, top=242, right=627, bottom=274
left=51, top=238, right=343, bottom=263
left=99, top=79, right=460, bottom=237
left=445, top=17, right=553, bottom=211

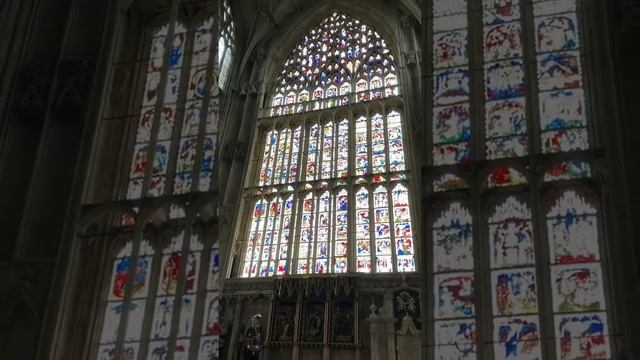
left=288, top=191, right=303, bottom=275
left=190, top=225, right=215, bottom=360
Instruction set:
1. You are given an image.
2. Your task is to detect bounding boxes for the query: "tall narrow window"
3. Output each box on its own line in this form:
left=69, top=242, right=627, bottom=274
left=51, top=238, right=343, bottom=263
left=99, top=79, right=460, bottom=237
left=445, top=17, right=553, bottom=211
left=432, top=202, right=476, bottom=359
left=235, top=13, right=416, bottom=278
left=428, top=0, right=611, bottom=358
left=547, top=191, right=609, bottom=359
left=218, top=0, right=235, bottom=90
left=489, top=197, right=541, bottom=359
left=93, top=9, right=220, bottom=360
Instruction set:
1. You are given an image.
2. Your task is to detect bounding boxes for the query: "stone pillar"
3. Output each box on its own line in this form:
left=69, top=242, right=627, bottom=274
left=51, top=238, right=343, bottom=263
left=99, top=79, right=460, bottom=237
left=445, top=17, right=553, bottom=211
left=366, top=302, right=396, bottom=360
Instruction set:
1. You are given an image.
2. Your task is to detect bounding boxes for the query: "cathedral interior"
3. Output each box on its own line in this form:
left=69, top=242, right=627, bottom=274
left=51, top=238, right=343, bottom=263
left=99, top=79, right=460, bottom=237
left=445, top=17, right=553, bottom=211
left=2, top=0, right=640, bottom=359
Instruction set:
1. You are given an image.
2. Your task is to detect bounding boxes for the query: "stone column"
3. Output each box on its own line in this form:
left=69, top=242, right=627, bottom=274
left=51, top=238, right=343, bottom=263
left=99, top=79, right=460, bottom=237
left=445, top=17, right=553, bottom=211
left=366, top=302, right=396, bottom=360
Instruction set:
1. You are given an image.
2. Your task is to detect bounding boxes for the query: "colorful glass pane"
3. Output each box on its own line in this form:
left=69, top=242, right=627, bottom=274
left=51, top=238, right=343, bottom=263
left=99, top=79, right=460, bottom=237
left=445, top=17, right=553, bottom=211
left=150, top=297, right=174, bottom=340
left=433, top=203, right=473, bottom=272
left=554, top=312, right=610, bottom=360
left=434, top=68, right=470, bottom=105
left=334, top=190, right=349, bottom=273
left=544, top=161, right=591, bottom=181
left=492, top=268, right=538, bottom=316
left=551, top=263, right=606, bottom=312
left=434, top=30, right=468, bottom=68
left=489, top=197, right=535, bottom=268
left=434, top=319, right=477, bottom=360
left=493, top=316, right=541, bottom=360
left=433, top=174, right=468, bottom=192
left=547, top=191, right=599, bottom=264
left=270, top=13, right=398, bottom=113
left=488, top=167, right=527, bottom=188
left=355, top=187, right=372, bottom=273
left=434, top=273, right=475, bottom=319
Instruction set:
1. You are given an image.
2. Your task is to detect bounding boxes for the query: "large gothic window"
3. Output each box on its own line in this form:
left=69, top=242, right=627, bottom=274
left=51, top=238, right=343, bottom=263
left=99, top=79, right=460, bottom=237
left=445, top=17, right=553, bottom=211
left=92, top=9, right=221, bottom=360
left=428, top=0, right=611, bottom=359
left=234, top=13, right=416, bottom=278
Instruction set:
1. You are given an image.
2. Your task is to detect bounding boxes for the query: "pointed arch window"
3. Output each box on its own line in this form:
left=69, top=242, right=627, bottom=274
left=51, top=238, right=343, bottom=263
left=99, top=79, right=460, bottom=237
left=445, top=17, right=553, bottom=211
left=235, top=13, right=416, bottom=278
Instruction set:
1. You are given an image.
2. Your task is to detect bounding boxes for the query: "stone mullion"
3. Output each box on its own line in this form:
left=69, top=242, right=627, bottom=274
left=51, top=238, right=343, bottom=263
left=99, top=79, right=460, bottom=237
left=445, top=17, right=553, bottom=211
left=469, top=0, right=490, bottom=358
left=291, top=189, right=306, bottom=275
left=266, top=196, right=281, bottom=276
left=192, top=12, right=219, bottom=193
left=256, top=197, right=272, bottom=277
left=470, top=191, right=490, bottom=359
left=521, top=0, right=542, bottom=159
left=141, top=1, right=181, bottom=197
left=329, top=191, right=337, bottom=273
left=165, top=222, right=193, bottom=360
left=272, top=193, right=287, bottom=276
left=164, top=18, right=196, bottom=196
left=285, top=191, right=300, bottom=275
left=467, top=0, right=482, bottom=164
left=530, top=180, right=554, bottom=359
left=347, top=109, right=357, bottom=274
left=189, top=224, right=214, bottom=360
left=575, top=0, right=597, bottom=148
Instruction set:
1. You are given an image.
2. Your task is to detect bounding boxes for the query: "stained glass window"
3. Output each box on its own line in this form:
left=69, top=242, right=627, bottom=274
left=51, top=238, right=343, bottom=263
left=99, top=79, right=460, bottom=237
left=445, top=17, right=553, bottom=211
left=218, top=0, right=235, bottom=90
left=483, top=0, right=528, bottom=159
left=431, top=0, right=591, bottom=162
left=127, top=17, right=218, bottom=200
left=268, top=13, right=399, bottom=116
left=429, top=1, right=610, bottom=358
left=432, top=202, right=476, bottom=359
left=534, top=0, right=589, bottom=153
left=95, top=226, right=219, bottom=360
left=547, top=191, right=610, bottom=358
left=236, top=12, right=415, bottom=278
left=489, top=197, right=541, bottom=359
